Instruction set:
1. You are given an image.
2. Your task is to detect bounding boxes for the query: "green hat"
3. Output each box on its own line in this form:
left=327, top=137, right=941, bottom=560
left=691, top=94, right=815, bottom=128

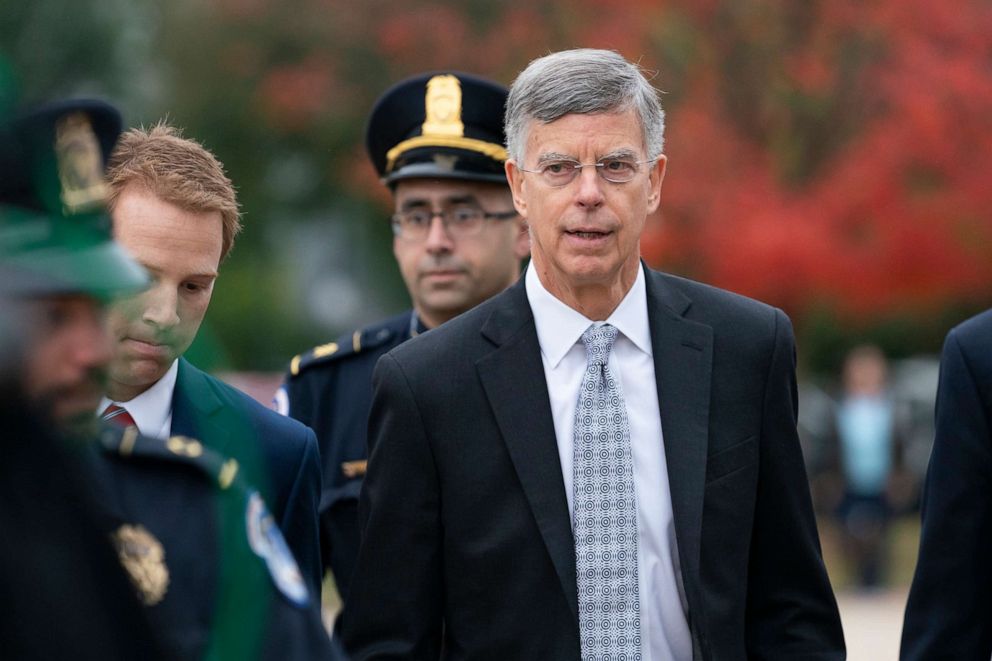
left=0, top=99, right=149, bottom=300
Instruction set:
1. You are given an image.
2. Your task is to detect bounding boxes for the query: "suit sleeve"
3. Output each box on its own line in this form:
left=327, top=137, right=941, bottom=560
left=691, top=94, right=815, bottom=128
left=278, top=425, right=324, bottom=598
left=746, top=309, right=846, bottom=659
left=901, top=329, right=992, bottom=659
left=340, top=353, right=443, bottom=660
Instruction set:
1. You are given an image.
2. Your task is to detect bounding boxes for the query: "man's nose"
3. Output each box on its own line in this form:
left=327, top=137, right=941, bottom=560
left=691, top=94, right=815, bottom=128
left=140, top=283, right=181, bottom=329
left=573, top=166, right=605, bottom=209
left=423, top=215, right=455, bottom=254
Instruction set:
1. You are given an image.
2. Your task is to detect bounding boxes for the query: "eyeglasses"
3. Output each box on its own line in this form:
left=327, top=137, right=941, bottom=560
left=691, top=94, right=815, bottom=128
left=390, top=206, right=518, bottom=241
left=518, top=157, right=655, bottom=188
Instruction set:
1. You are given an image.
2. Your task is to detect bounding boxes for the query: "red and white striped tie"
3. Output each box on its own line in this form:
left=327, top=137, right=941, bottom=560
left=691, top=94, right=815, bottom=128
left=101, top=404, right=137, bottom=429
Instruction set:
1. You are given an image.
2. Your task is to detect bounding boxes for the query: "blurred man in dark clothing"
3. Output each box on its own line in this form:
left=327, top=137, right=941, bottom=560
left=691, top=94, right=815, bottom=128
left=902, top=309, right=992, bottom=658
left=0, top=97, right=164, bottom=661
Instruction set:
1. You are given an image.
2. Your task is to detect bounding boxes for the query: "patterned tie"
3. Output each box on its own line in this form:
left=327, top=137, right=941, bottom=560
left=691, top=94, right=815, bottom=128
left=101, top=403, right=137, bottom=429
left=573, top=323, right=641, bottom=660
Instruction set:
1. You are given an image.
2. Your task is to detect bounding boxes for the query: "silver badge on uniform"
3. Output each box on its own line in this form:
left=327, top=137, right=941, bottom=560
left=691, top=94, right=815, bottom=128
left=271, top=385, right=289, bottom=416
left=245, top=491, right=309, bottom=607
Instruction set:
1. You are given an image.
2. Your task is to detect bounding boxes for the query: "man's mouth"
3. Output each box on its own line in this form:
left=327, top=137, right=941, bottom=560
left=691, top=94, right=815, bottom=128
left=122, top=337, right=171, bottom=359
left=566, top=229, right=611, bottom=239
left=422, top=269, right=465, bottom=280
left=564, top=227, right=614, bottom=245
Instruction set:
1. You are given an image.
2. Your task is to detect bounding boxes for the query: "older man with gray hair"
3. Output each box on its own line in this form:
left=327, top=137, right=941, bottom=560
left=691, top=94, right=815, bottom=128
left=342, top=48, right=844, bottom=660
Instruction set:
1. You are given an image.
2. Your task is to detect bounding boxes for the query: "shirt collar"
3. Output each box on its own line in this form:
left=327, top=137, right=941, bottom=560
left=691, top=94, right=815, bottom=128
left=409, top=310, right=430, bottom=338
left=98, top=359, right=179, bottom=437
left=526, top=262, right=652, bottom=368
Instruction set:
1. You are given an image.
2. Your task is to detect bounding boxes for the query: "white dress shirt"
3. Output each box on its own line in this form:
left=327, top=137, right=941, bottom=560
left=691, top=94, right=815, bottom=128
left=98, top=359, right=179, bottom=440
left=526, top=263, right=692, bottom=661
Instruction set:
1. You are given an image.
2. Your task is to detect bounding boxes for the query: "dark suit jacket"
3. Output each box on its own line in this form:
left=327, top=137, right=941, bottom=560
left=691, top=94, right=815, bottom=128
left=901, top=308, right=992, bottom=659
left=171, top=358, right=323, bottom=595
left=342, top=269, right=844, bottom=660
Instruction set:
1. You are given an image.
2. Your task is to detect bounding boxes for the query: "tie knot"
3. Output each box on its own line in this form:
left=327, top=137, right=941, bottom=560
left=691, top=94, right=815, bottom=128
left=101, top=404, right=136, bottom=429
left=580, top=323, right=618, bottom=367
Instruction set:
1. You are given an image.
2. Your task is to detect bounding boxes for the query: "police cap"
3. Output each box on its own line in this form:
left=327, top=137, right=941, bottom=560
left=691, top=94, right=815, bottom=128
left=0, top=99, right=149, bottom=299
left=366, top=72, right=509, bottom=186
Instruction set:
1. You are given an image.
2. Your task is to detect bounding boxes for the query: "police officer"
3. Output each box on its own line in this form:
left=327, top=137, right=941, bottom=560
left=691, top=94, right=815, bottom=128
left=0, top=97, right=166, bottom=661
left=1, top=98, right=335, bottom=660
left=277, top=72, right=530, bottom=603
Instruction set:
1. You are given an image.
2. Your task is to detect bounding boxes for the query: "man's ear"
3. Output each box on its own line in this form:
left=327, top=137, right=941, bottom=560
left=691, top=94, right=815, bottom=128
left=505, top=160, right=527, bottom=217
left=512, top=214, right=530, bottom=259
left=647, top=155, right=667, bottom=213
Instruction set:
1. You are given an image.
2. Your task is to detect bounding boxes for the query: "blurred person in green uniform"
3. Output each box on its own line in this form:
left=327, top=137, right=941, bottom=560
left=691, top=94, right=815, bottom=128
left=0, top=95, right=166, bottom=661
left=0, top=95, right=335, bottom=660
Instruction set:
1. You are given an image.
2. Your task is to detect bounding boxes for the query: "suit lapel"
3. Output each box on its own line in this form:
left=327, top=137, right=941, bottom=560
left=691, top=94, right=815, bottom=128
left=476, top=281, right=579, bottom=622
left=473, top=271, right=714, bottom=625
left=644, top=269, right=712, bottom=621
left=171, top=358, right=234, bottom=456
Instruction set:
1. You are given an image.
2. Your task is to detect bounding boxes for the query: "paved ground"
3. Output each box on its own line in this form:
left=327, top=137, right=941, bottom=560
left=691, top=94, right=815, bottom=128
left=837, top=588, right=907, bottom=660
left=322, top=586, right=911, bottom=656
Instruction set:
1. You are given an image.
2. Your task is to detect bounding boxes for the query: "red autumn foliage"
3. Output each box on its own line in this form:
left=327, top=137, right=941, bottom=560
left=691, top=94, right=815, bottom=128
left=643, top=0, right=992, bottom=323
left=210, top=0, right=992, bottom=329
left=256, top=58, right=338, bottom=131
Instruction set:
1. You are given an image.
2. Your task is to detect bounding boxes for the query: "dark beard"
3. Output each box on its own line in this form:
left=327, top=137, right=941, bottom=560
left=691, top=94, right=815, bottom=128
left=27, top=378, right=104, bottom=444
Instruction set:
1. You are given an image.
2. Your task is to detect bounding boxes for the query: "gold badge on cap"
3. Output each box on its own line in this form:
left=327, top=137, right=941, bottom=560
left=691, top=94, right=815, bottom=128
left=385, top=74, right=508, bottom=174
left=422, top=75, right=464, bottom=138
left=111, top=524, right=170, bottom=606
left=55, top=112, right=109, bottom=214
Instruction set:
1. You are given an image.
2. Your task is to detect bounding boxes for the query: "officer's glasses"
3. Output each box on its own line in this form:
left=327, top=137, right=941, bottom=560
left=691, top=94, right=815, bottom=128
left=518, top=156, right=655, bottom=188
left=391, top=206, right=517, bottom=241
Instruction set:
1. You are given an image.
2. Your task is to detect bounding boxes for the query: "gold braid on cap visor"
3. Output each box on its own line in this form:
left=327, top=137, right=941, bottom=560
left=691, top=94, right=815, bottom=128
left=385, top=135, right=508, bottom=174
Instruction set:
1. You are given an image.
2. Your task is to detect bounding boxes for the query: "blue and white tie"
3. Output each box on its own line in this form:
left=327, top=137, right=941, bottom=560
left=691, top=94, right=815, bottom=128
left=573, top=323, right=642, bottom=660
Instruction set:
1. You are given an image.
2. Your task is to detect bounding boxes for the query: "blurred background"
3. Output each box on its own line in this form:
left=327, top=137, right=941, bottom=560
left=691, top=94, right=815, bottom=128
left=5, top=0, right=991, bottom=656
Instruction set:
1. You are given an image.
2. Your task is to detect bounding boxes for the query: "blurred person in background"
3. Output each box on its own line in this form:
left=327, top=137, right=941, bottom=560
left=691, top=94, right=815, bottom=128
left=102, top=123, right=323, bottom=596
left=902, top=309, right=992, bottom=658
left=830, top=344, right=907, bottom=589
left=275, top=71, right=528, bottom=607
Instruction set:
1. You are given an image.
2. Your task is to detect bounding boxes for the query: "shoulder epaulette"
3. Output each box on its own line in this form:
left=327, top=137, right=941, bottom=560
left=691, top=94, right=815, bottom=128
left=288, top=323, right=398, bottom=377
left=98, top=426, right=243, bottom=491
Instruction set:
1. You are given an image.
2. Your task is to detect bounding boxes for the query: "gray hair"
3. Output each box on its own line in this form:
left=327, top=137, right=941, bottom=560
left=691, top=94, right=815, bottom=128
left=504, top=49, right=665, bottom=164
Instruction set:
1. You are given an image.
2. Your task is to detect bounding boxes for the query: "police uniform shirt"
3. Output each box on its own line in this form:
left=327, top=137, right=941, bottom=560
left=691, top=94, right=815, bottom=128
left=0, top=401, right=167, bottom=660
left=277, top=310, right=424, bottom=595
left=87, top=424, right=333, bottom=660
